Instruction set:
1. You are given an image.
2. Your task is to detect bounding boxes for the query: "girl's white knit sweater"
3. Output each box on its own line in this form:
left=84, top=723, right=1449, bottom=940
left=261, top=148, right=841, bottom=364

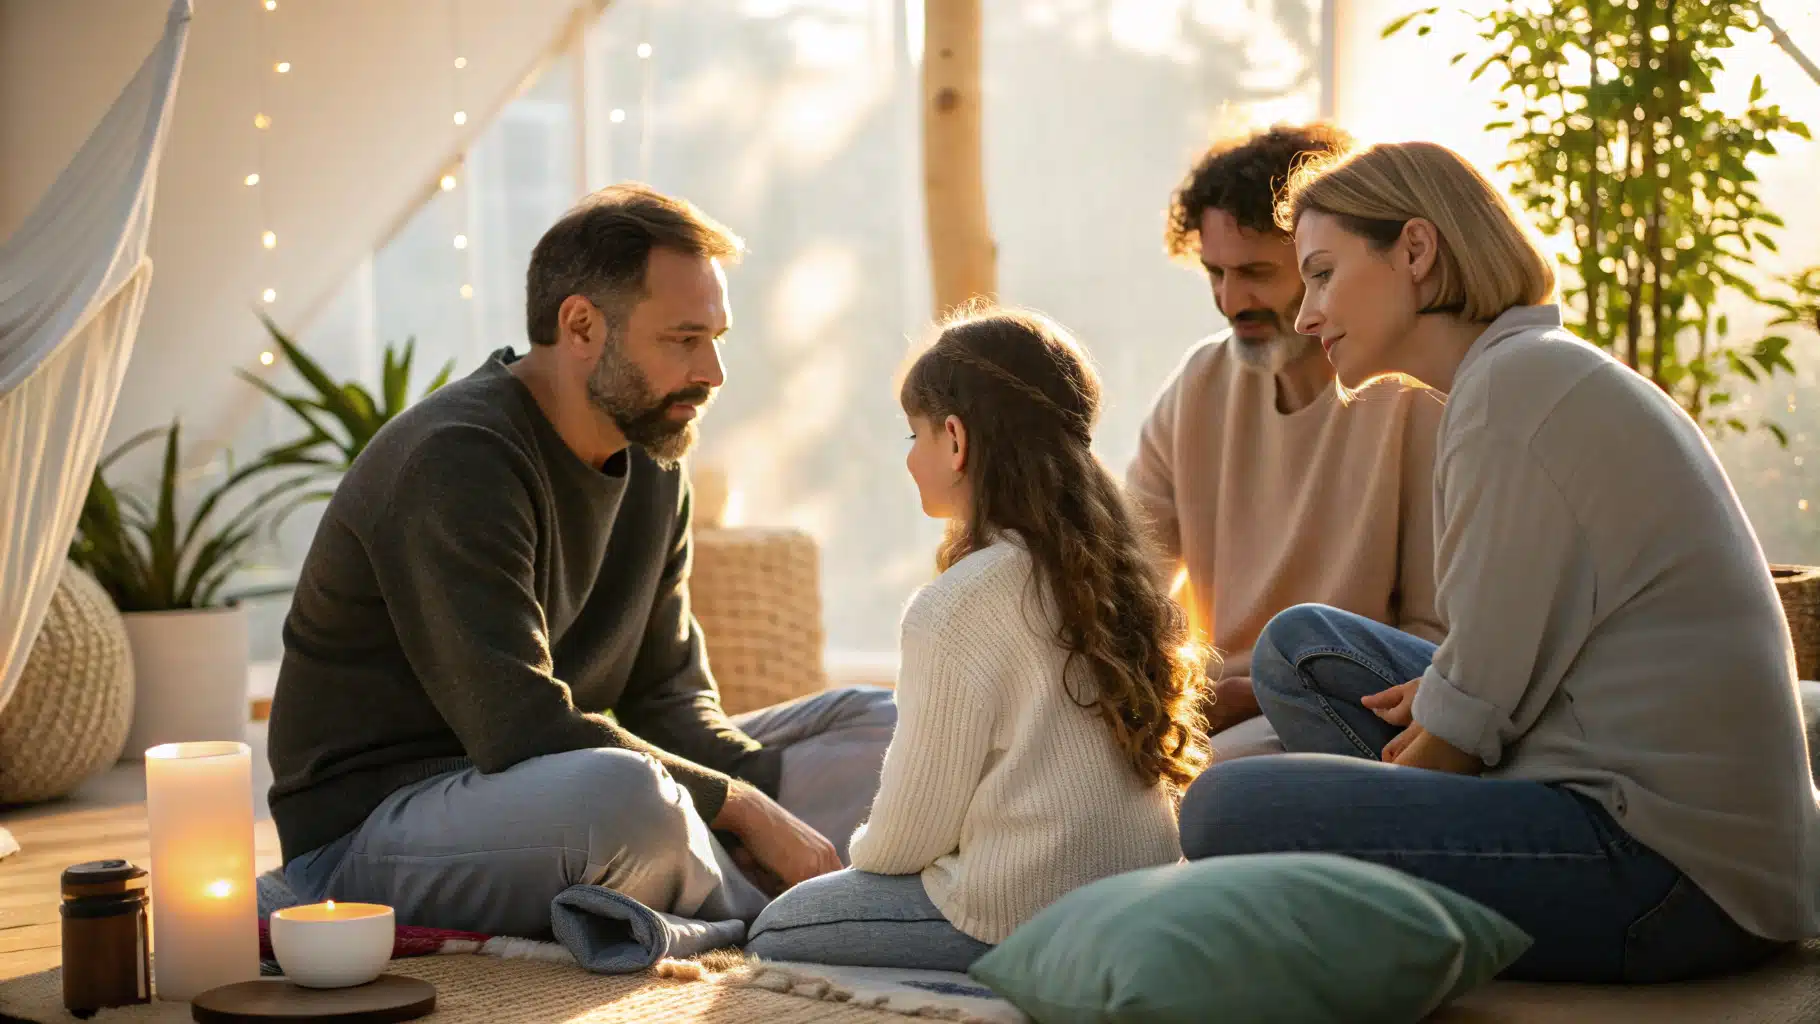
left=847, top=537, right=1183, bottom=943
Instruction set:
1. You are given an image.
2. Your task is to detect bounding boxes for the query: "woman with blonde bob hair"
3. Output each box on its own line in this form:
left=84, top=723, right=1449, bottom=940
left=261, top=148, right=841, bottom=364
left=1178, top=140, right=1820, bottom=982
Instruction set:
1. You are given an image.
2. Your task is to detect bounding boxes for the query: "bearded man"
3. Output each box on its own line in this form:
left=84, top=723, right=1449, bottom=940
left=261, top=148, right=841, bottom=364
left=267, top=184, right=894, bottom=937
left=1128, top=124, right=1446, bottom=747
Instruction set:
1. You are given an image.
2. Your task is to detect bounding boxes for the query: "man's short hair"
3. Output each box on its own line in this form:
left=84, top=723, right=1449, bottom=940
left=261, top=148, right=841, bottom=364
left=1164, top=123, right=1355, bottom=259
left=524, top=183, right=744, bottom=346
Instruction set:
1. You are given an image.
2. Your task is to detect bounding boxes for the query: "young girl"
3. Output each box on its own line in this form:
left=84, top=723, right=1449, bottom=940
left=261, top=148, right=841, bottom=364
left=746, top=307, right=1211, bottom=970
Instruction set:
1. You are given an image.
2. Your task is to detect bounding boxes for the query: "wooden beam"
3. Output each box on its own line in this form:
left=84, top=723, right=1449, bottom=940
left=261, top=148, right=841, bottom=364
left=921, top=0, right=996, bottom=318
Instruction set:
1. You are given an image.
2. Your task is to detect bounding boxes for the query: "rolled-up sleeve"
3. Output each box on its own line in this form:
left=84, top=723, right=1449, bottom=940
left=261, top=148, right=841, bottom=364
left=1413, top=422, right=1595, bottom=766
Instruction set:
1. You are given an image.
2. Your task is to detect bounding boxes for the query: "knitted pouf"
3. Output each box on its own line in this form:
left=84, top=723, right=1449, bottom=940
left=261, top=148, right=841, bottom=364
left=0, top=564, right=133, bottom=804
left=1773, top=564, right=1820, bottom=681
left=691, top=527, right=827, bottom=716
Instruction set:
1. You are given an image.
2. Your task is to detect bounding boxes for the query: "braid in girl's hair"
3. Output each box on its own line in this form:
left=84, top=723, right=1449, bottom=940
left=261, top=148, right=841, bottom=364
left=941, top=346, right=1094, bottom=444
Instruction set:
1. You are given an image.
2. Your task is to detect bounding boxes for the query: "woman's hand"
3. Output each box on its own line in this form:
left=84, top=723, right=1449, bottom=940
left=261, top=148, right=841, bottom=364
left=1384, top=724, right=1483, bottom=775
left=1361, top=678, right=1420, bottom=726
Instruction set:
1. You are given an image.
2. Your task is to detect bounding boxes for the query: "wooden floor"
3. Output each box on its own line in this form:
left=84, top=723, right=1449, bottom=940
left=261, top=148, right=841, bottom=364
left=0, top=799, right=280, bottom=982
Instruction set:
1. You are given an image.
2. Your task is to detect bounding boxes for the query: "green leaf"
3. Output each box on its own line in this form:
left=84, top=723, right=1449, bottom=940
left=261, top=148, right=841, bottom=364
left=238, top=368, right=343, bottom=449
left=1767, top=422, right=1790, bottom=448
left=258, top=313, right=368, bottom=431
left=1381, top=7, right=1438, bottom=39
left=1750, top=74, right=1765, bottom=103
left=263, top=487, right=340, bottom=536
left=382, top=341, right=410, bottom=418
left=148, top=423, right=181, bottom=609
left=423, top=359, right=455, bottom=397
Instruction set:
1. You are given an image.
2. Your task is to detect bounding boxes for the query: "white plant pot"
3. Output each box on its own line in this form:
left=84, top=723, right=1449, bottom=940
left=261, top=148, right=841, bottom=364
left=120, top=606, right=249, bottom=758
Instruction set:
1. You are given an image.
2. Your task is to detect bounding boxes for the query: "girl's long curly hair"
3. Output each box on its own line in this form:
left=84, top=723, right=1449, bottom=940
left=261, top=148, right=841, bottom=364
left=900, top=306, right=1213, bottom=794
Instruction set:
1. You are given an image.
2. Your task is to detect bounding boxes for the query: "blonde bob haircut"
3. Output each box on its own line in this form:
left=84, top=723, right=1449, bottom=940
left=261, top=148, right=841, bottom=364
left=1276, top=140, right=1555, bottom=323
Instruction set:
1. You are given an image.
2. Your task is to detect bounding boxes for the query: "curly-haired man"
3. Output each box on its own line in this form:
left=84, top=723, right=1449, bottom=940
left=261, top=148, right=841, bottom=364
left=1128, top=124, right=1447, bottom=750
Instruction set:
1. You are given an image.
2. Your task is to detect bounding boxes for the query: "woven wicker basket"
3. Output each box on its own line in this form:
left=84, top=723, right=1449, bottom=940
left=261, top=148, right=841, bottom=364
left=0, top=564, right=134, bottom=804
left=1773, top=564, right=1820, bottom=681
left=691, top=526, right=827, bottom=715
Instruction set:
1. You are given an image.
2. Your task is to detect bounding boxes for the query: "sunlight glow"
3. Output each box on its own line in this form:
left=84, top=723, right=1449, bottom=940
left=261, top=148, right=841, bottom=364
left=723, top=490, right=745, bottom=528
left=770, top=244, right=859, bottom=350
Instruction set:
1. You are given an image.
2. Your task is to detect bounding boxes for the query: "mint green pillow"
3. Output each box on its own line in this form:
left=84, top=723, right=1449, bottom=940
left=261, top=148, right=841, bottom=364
left=968, top=854, right=1530, bottom=1024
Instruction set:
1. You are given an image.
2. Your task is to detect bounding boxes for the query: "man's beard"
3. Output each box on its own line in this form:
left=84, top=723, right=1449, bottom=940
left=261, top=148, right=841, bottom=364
left=585, top=340, right=711, bottom=469
left=1228, top=305, right=1318, bottom=374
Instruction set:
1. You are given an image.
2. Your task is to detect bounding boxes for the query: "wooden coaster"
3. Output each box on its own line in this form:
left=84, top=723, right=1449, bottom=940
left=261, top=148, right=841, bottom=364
left=190, top=975, right=435, bottom=1023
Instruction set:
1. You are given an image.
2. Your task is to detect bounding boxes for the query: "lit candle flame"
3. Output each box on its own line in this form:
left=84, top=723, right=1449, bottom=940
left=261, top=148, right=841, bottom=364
left=325, top=900, right=336, bottom=912
left=206, top=879, right=234, bottom=899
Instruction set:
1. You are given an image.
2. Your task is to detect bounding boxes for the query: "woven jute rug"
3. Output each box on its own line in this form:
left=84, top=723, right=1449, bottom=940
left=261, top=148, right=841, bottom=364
left=0, top=954, right=929, bottom=1024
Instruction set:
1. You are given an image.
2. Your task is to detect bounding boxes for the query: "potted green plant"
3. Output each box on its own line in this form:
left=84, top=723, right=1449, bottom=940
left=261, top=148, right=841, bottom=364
left=70, top=422, right=319, bottom=755
left=1384, top=0, right=1814, bottom=441
left=242, top=313, right=453, bottom=478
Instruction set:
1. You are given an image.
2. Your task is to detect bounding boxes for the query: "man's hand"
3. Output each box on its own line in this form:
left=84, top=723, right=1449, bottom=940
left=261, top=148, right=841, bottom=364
left=1202, top=675, right=1261, bottom=734
left=1361, top=678, right=1420, bottom=727
left=1384, top=724, right=1484, bottom=775
left=712, top=783, right=840, bottom=890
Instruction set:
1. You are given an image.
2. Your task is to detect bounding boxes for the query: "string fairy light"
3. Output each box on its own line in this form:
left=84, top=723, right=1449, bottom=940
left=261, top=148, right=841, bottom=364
left=251, top=0, right=280, bottom=307
left=637, top=2, right=655, bottom=179
left=449, top=0, right=473, bottom=301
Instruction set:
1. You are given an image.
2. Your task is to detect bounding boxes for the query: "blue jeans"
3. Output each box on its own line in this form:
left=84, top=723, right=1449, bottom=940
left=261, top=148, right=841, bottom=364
left=1179, top=604, right=1788, bottom=983
left=746, top=869, right=993, bottom=971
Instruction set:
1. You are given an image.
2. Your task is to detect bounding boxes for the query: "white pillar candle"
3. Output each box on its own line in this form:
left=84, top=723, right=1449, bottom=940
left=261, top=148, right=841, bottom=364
left=144, top=741, right=260, bottom=1002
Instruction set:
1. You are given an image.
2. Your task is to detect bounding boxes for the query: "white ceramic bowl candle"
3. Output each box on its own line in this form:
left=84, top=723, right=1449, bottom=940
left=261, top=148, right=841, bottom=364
left=269, top=902, right=395, bottom=988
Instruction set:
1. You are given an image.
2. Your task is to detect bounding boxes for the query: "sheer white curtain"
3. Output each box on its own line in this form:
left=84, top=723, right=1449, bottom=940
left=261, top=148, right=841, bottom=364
left=0, top=0, right=191, bottom=715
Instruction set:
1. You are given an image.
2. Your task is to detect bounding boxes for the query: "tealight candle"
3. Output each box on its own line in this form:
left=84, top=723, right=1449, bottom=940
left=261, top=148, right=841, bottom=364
left=269, top=902, right=395, bottom=988
left=143, top=742, right=259, bottom=1001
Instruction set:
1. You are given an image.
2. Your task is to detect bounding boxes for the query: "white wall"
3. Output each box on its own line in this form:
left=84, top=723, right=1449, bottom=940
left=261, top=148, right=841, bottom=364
left=0, top=0, right=599, bottom=460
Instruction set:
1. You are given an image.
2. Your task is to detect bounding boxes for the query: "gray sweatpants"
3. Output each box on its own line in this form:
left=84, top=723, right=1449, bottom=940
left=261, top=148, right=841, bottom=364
left=284, top=686, right=896, bottom=938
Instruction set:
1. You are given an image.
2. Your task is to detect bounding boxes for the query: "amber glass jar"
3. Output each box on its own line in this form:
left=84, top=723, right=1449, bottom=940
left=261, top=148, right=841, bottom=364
left=60, top=859, right=151, bottom=1018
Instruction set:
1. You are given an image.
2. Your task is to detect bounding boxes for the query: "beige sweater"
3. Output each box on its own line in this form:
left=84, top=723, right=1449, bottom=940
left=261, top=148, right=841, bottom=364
left=848, top=538, right=1183, bottom=943
left=1127, top=334, right=1447, bottom=676
left=1414, top=304, right=1820, bottom=941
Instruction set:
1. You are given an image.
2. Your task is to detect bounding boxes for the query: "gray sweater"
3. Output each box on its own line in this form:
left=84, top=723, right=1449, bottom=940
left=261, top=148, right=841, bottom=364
left=267, top=349, right=781, bottom=862
left=1413, top=305, right=1820, bottom=940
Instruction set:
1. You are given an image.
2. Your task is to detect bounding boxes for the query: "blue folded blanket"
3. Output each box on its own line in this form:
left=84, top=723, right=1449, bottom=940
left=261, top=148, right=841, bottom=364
left=254, top=868, right=743, bottom=975
left=551, top=885, right=746, bottom=973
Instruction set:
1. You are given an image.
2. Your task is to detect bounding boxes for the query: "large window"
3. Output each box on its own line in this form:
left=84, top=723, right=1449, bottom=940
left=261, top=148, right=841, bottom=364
left=238, top=0, right=1328, bottom=661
